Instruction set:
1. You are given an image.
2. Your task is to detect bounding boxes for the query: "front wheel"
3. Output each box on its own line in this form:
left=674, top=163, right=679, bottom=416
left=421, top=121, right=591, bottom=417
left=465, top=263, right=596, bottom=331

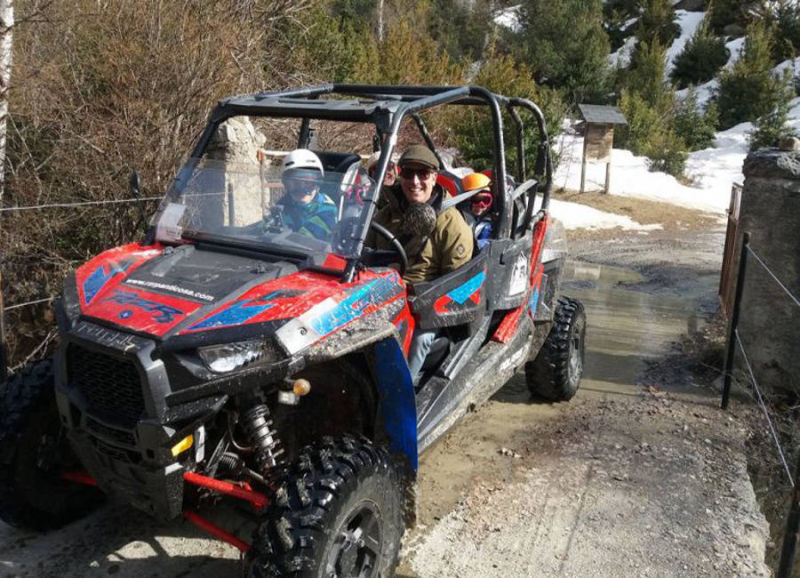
left=526, top=296, right=586, bottom=401
left=0, top=359, right=104, bottom=530
left=247, top=436, right=405, bottom=578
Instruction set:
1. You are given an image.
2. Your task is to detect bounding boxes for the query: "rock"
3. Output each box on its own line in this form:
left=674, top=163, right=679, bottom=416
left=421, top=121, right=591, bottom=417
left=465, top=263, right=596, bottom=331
left=779, top=136, right=800, bottom=151
left=723, top=23, right=746, bottom=37
left=674, top=0, right=704, bottom=10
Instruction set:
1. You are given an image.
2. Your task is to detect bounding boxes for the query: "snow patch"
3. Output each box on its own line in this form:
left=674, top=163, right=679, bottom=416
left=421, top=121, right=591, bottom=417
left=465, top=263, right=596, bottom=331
left=608, top=36, right=637, bottom=69
left=554, top=124, right=746, bottom=215
left=495, top=5, right=521, bottom=33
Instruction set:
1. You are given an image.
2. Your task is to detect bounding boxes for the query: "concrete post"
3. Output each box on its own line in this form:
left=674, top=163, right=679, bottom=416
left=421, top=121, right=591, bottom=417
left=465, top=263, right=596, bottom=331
left=735, top=150, right=800, bottom=397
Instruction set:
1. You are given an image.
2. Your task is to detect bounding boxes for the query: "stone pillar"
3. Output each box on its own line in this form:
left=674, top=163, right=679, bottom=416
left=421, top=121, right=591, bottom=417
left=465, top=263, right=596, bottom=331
left=735, top=150, right=800, bottom=397
left=205, top=117, right=267, bottom=227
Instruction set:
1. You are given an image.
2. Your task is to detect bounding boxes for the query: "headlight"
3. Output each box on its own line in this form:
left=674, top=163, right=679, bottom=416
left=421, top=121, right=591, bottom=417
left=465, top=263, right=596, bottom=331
left=197, top=339, right=278, bottom=373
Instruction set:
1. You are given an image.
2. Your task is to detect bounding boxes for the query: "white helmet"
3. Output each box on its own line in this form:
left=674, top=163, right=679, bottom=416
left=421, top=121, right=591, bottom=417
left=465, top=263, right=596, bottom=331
left=281, top=149, right=324, bottom=176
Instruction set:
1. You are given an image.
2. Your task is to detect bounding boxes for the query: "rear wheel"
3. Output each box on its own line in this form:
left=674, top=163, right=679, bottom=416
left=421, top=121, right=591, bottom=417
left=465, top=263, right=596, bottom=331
left=526, top=297, right=586, bottom=401
left=0, top=359, right=103, bottom=530
left=247, top=436, right=405, bottom=578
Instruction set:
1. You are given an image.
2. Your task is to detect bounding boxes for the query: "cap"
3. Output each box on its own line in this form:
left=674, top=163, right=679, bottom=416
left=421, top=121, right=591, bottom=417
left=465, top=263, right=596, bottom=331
left=398, top=144, right=440, bottom=170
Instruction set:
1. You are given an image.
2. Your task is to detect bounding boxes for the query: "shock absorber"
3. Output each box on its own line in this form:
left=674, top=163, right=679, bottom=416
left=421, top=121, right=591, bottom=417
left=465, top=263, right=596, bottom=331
left=240, top=403, right=285, bottom=481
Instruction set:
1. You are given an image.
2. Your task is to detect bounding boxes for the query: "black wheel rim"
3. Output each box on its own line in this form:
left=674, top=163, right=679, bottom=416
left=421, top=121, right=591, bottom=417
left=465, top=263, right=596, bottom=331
left=325, top=500, right=383, bottom=578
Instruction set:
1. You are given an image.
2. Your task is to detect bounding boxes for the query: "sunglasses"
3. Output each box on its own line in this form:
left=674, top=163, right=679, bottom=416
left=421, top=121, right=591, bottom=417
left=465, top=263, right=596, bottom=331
left=399, top=166, right=435, bottom=180
left=283, top=174, right=321, bottom=196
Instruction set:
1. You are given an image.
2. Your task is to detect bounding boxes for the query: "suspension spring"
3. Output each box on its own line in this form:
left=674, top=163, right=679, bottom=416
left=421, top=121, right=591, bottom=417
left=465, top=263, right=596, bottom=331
left=240, top=404, right=285, bottom=480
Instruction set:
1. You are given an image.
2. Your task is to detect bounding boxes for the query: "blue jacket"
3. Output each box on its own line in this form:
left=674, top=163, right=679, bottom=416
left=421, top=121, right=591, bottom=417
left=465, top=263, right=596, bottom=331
left=279, top=192, right=337, bottom=240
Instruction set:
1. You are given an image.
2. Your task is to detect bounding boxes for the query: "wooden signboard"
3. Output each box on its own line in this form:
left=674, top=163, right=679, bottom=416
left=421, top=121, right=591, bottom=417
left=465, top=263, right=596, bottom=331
left=584, top=123, right=614, bottom=162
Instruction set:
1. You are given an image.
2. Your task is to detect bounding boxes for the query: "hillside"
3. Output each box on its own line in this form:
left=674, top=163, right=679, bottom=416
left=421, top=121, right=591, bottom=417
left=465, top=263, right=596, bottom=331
left=548, top=2, right=800, bottom=221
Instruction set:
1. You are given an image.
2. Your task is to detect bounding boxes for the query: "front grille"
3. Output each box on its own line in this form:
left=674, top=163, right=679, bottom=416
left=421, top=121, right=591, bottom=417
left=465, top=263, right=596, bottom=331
left=68, top=344, right=146, bottom=425
left=86, top=417, right=137, bottom=447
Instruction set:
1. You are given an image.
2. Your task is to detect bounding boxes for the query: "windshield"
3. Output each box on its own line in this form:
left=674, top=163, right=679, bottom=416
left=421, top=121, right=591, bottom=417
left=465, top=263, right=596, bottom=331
left=152, top=156, right=376, bottom=258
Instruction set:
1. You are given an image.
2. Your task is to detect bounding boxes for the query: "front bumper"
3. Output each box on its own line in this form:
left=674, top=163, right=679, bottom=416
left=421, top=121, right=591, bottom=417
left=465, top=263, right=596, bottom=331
left=54, top=321, right=188, bottom=520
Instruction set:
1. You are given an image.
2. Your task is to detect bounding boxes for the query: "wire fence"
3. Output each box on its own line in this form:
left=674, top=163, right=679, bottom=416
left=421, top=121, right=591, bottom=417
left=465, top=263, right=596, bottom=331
left=721, top=232, right=800, bottom=578
left=0, top=195, right=163, bottom=212
left=0, top=187, right=169, bottom=377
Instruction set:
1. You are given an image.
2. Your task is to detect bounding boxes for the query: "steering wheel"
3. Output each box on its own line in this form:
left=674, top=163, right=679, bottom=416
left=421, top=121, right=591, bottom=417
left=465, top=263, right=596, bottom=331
left=368, top=221, right=408, bottom=277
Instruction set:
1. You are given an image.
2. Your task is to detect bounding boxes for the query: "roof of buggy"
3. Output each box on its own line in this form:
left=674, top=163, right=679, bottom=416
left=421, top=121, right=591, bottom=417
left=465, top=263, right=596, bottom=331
left=216, top=84, right=505, bottom=122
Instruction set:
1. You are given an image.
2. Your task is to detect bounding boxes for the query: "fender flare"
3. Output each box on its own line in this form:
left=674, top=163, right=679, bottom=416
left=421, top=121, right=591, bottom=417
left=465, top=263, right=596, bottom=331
left=303, top=321, right=418, bottom=469
left=372, top=337, right=418, bottom=470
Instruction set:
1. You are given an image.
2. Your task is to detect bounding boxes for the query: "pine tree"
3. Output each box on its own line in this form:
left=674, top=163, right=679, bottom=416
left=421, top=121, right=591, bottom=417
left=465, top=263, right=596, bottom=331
left=514, top=0, right=610, bottom=105
left=709, top=0, right=746, bottom=35
left=749, top=72, right=797, bottom=151
left=619, top=32, right=689, bottom=177
left=671, top=89, right=719, bottom=151
left=627, top=37, right=669, bottom=109
left=670, top=15, right=729, bottom=89
left=452, top=47, right=565, bottom=173
left=638, top=0, right=680, bottom=46
left=716, top=20, right=784, bottom=129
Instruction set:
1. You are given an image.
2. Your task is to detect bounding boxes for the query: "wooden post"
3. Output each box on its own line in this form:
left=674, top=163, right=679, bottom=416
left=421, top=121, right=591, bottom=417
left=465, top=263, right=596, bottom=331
left=722, top=232, right=750, bottom=410
left=580, top=132, right=588, bottom=193
left=604, top=162, right=611, bottom=194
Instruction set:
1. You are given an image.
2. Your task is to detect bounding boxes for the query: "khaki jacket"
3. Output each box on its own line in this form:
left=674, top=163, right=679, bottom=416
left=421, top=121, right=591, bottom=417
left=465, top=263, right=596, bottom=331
left=370, top=185, right=474, bottom=284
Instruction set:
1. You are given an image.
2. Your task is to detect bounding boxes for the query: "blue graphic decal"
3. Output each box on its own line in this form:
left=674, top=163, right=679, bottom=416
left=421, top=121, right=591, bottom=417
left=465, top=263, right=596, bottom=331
left=446, top=271, right=486, bottom=305
left=309, top=276, right=399, bottom=336
left=83, top=260, right=134, bottom=304
left=527, top=286, right=540, bottom=315
left=102, top=289, right=184, bottom=324
left=186, top=289, right=303, bottom=331
left=188, top=300, right=274, bottom=330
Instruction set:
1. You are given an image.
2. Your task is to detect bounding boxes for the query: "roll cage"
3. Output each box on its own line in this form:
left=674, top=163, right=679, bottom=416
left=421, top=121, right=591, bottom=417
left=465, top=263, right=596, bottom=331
left=159, top=83, right=553, bottom=282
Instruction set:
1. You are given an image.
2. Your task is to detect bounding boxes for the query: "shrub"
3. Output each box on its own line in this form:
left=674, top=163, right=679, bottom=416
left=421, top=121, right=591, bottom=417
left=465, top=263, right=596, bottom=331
left=708, top=0, right=746, bottom=35
left=603, top=0, right=640, bottom=51
left=750, top=73, right=797, bottom=151
left=638, top=0, right=681, bottom=46
left=715, top=21, right=783, bottom=129
left=513, top=0, right=610, bottom=105
left=646, top=129, right=688, bottom=176
left=452, top=48, right=566, bottom=175
left=670, top=19, right=729, bottom=89
left=671, top=90, right=719, bottom=151
left=618, top=89, right=687, bottom=177
left=627, top=37, right=669, bottom=108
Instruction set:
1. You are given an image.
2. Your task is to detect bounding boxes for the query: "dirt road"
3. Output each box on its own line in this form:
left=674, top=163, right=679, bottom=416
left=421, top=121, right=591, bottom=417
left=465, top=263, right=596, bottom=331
left=0, top=199, right=771, bottom=577
left=398, top=219, right=770, bottom=577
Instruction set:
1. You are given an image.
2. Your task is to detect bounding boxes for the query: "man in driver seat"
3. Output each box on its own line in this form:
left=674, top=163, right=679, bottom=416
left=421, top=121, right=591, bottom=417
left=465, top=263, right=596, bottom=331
left=370, top=144, right=474, bottom=381
left=276, top=149, right=337, bottom=241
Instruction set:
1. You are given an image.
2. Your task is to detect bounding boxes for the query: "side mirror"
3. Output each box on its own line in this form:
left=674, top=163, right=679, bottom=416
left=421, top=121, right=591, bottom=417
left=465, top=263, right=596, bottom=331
left=129, top=171, right=141, bottom=197
left=402, top=202, right=437, bottom=238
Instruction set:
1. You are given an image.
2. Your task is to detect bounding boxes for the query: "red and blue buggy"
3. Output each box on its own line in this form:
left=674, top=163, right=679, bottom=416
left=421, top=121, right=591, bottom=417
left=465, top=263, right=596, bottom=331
left=0, top=84, right=585, bottom=577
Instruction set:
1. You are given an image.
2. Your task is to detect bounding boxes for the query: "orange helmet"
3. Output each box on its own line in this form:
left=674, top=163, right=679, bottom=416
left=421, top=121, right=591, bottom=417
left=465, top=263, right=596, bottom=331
left=462, top=172, right=491, bottom=193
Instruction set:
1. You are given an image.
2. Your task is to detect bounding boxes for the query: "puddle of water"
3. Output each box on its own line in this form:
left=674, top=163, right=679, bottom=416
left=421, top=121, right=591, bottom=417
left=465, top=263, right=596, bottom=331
left=562, top=260, right=705, bottom=395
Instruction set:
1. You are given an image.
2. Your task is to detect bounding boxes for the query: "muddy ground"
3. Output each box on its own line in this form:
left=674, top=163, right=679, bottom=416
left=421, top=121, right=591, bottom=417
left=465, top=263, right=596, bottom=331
left=0, top=193, right=774, bottom=577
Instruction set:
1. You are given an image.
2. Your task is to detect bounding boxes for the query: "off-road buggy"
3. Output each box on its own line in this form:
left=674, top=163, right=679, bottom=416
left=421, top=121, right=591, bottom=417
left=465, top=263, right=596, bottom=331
left=0, top=84, right=585, bottom=576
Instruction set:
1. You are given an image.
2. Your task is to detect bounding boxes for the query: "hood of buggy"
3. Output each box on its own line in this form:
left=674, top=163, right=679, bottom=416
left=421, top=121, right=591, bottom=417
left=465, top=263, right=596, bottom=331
left=73, top=243, right=405, bottom=350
